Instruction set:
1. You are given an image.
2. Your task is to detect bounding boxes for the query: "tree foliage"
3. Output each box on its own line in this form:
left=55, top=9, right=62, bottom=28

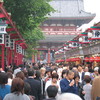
left=3, top=0, right=54, bottom=57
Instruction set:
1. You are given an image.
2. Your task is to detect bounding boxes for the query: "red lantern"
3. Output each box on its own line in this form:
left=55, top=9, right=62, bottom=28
left=84, top=57, right=89, bottom=62
left=94, top=57, right=100, bottom=62
left=66, top=59, right=69, bottom=62
left=89, top=57, right=94, bottom=62
left=61, top=59, right=65, bottom=62
left=75, top=58, right=81, bottom=61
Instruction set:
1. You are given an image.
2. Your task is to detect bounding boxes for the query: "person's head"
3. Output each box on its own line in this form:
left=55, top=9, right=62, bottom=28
left=7, top=72, right=13, bottom=79
left=72, top=67, right=78, bottom=72
left=63, top=64, right=69, bottom=70
left=35, top=70, right=40, bottom=79
left=7, top=69, right=13, bottom=74
left=66, top=70, right=74, bottom=80
left=47, top=85, right=58, bottom=98
left=22, top=69, right=28, bottom=78
left=46, top=68, right=52, bottom=77
left=74, top=74, right=80, bottom=83
left=57, top=93, right=82, bottom=100
left=84, top=75, right=91, bottom=83
left=52, top=70, right=57, bottom=74
left=27, top=68, right=35, bottom=77
left=61, top=70, right=68, bottom=79
left=11, top=78, right=24, bottom=95
left=16, top=71, right=25, bottom=80
left=51, top=73, right=59, bottom=83
left=0, top=72, right=8, bottom=86
left=84, top=67, right=89, bottom=72
left=77, top=65, right=83, bottom=72
left=40, top=67, right=46, bottom=76
left=94, top=67, right=99, bottom=75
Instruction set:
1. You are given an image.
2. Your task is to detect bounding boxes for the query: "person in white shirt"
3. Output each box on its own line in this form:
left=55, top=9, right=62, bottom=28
left=45, top=73, right=61, bottom=98
left=77, top=65, right=84, bottom=83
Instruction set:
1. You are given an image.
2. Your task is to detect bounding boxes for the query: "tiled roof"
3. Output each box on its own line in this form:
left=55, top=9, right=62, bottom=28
left=48, top=0, right=95, bottom=18
left=39, top=34, right=76, bottom=43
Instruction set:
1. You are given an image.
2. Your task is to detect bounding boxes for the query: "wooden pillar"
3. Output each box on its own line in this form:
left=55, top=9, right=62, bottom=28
left=48, top=48, right=51, bottom=63
left=32, top=55, right=35, bottom=63
left=1, top=45, right=5, bottom=70
left=16, top=53, right=19, bottom=66
left=37, top=51, right=40, bottom=60
left=10, top=50, right=12, bottom=65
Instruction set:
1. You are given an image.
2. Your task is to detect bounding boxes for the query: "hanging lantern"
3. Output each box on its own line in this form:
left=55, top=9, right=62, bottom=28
left=84, top=57, right=89, bottom=62
left=75, top=58, right=81, bottom=61
left=66, top=58, right=71, bottom=62
left=88, top=32, right=93, bottom=38
left=79, top=37, right=83, bottom=42
left=94, top=56, right=100, bottom=62
left=89, top=57, right=94, bottom=62
left=69, top=43, right=72, bottom=47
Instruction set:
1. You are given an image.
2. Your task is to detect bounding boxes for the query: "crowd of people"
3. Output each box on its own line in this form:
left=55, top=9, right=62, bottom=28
left=0, top=63, right=100, bottom=100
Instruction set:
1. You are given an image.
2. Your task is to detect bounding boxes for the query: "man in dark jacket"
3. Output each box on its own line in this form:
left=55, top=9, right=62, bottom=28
left=60, top=70, right=76, bottom=94
left=25, top=68, right=42, bottom=100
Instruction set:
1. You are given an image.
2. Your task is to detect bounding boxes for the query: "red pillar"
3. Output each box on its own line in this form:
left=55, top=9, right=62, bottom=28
left=32, top=55, right=35, bottom=63
left=10, top=50, right=12, bottom=65
left=7, top=48, right=10, bottom=66
left=1, top=45, right=5, bottom=70
left=37, top=51, right=40, bottom=60
left=48, top=48, right=51, bottom=63
left=16, top=53, right=19, bottom=66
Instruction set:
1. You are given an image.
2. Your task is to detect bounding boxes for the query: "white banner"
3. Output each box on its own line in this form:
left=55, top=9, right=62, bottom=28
left=0, top=25, right=7, bottom=34
left=5, top=35, right=10, bottom=47
left=0, top=34, right=4, bottom=44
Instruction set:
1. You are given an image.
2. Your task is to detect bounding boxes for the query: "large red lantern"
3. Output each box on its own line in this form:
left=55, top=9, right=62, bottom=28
left=89, top=57, right=94, bottom=62
left=94, top=57, right=100, bottom=62
left=75, top=58, right=81, bottom=61
left=84, top=57, right=90, bottom=62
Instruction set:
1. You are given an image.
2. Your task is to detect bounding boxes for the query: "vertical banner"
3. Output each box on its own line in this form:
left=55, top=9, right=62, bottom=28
left=5, top=34, right=10, bottom=47
left=0, top=34, right=4, bottom=44
left=10, top=39, right=15, bottom=50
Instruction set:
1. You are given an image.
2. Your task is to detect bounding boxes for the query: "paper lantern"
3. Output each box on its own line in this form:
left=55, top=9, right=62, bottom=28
left=84, top=57, right=89, bottom=62
left=94, top=57, right=100, bottom=62
left=89, top=57, right=94, bottom=62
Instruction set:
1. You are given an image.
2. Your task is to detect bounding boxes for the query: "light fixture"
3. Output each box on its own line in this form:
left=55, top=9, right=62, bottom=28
left=88, top=32, right=93, bottom=38
left=59, top=49, right=63, bottom=52
left=79, top=37, right=83, bottom=42
left=69, top=43, right=72, bottom=47
left=55, top=51, right=59, bottom=54
left=64, top=46, right=67, bottom=50
left=79, top=46, right=82, bottom=49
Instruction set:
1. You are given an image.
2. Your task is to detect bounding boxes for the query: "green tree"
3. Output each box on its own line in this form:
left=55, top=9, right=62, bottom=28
left=3, top=0, right=54, bottom=57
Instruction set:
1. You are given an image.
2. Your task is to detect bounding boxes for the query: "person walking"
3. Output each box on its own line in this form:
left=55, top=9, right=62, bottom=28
left=91, top=67, right=100, bottom=100
left=60, top=70, right=76, bottom=94
left=25, top=68, right=42, bottom=100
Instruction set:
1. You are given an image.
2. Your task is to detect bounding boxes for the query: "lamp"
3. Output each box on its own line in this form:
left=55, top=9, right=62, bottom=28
left=79, top=46, right=82, bottom=49
left=64, top=46, right=67, bottom=50
left=55, top=51, right=59, bottom=54
left=69, top=43, right=72, bottom=47
left=88, top=32, right=93, bottom=38
left=79, top=37, right=83, bottom=42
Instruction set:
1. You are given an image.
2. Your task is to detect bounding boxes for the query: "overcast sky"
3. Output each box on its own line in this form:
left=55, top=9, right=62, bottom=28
left=77, top=0, right=100, bottom=31
left=84, top=0, right=100, bottom=16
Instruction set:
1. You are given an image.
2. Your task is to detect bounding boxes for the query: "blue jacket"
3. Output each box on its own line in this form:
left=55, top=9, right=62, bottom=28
left=0, top=85, right=11, bottom=100
left=60, top=78, right=76, bottom=94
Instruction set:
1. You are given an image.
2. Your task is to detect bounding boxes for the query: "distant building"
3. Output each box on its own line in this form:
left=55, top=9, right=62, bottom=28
left=35, top=0, right=95, bottom=63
